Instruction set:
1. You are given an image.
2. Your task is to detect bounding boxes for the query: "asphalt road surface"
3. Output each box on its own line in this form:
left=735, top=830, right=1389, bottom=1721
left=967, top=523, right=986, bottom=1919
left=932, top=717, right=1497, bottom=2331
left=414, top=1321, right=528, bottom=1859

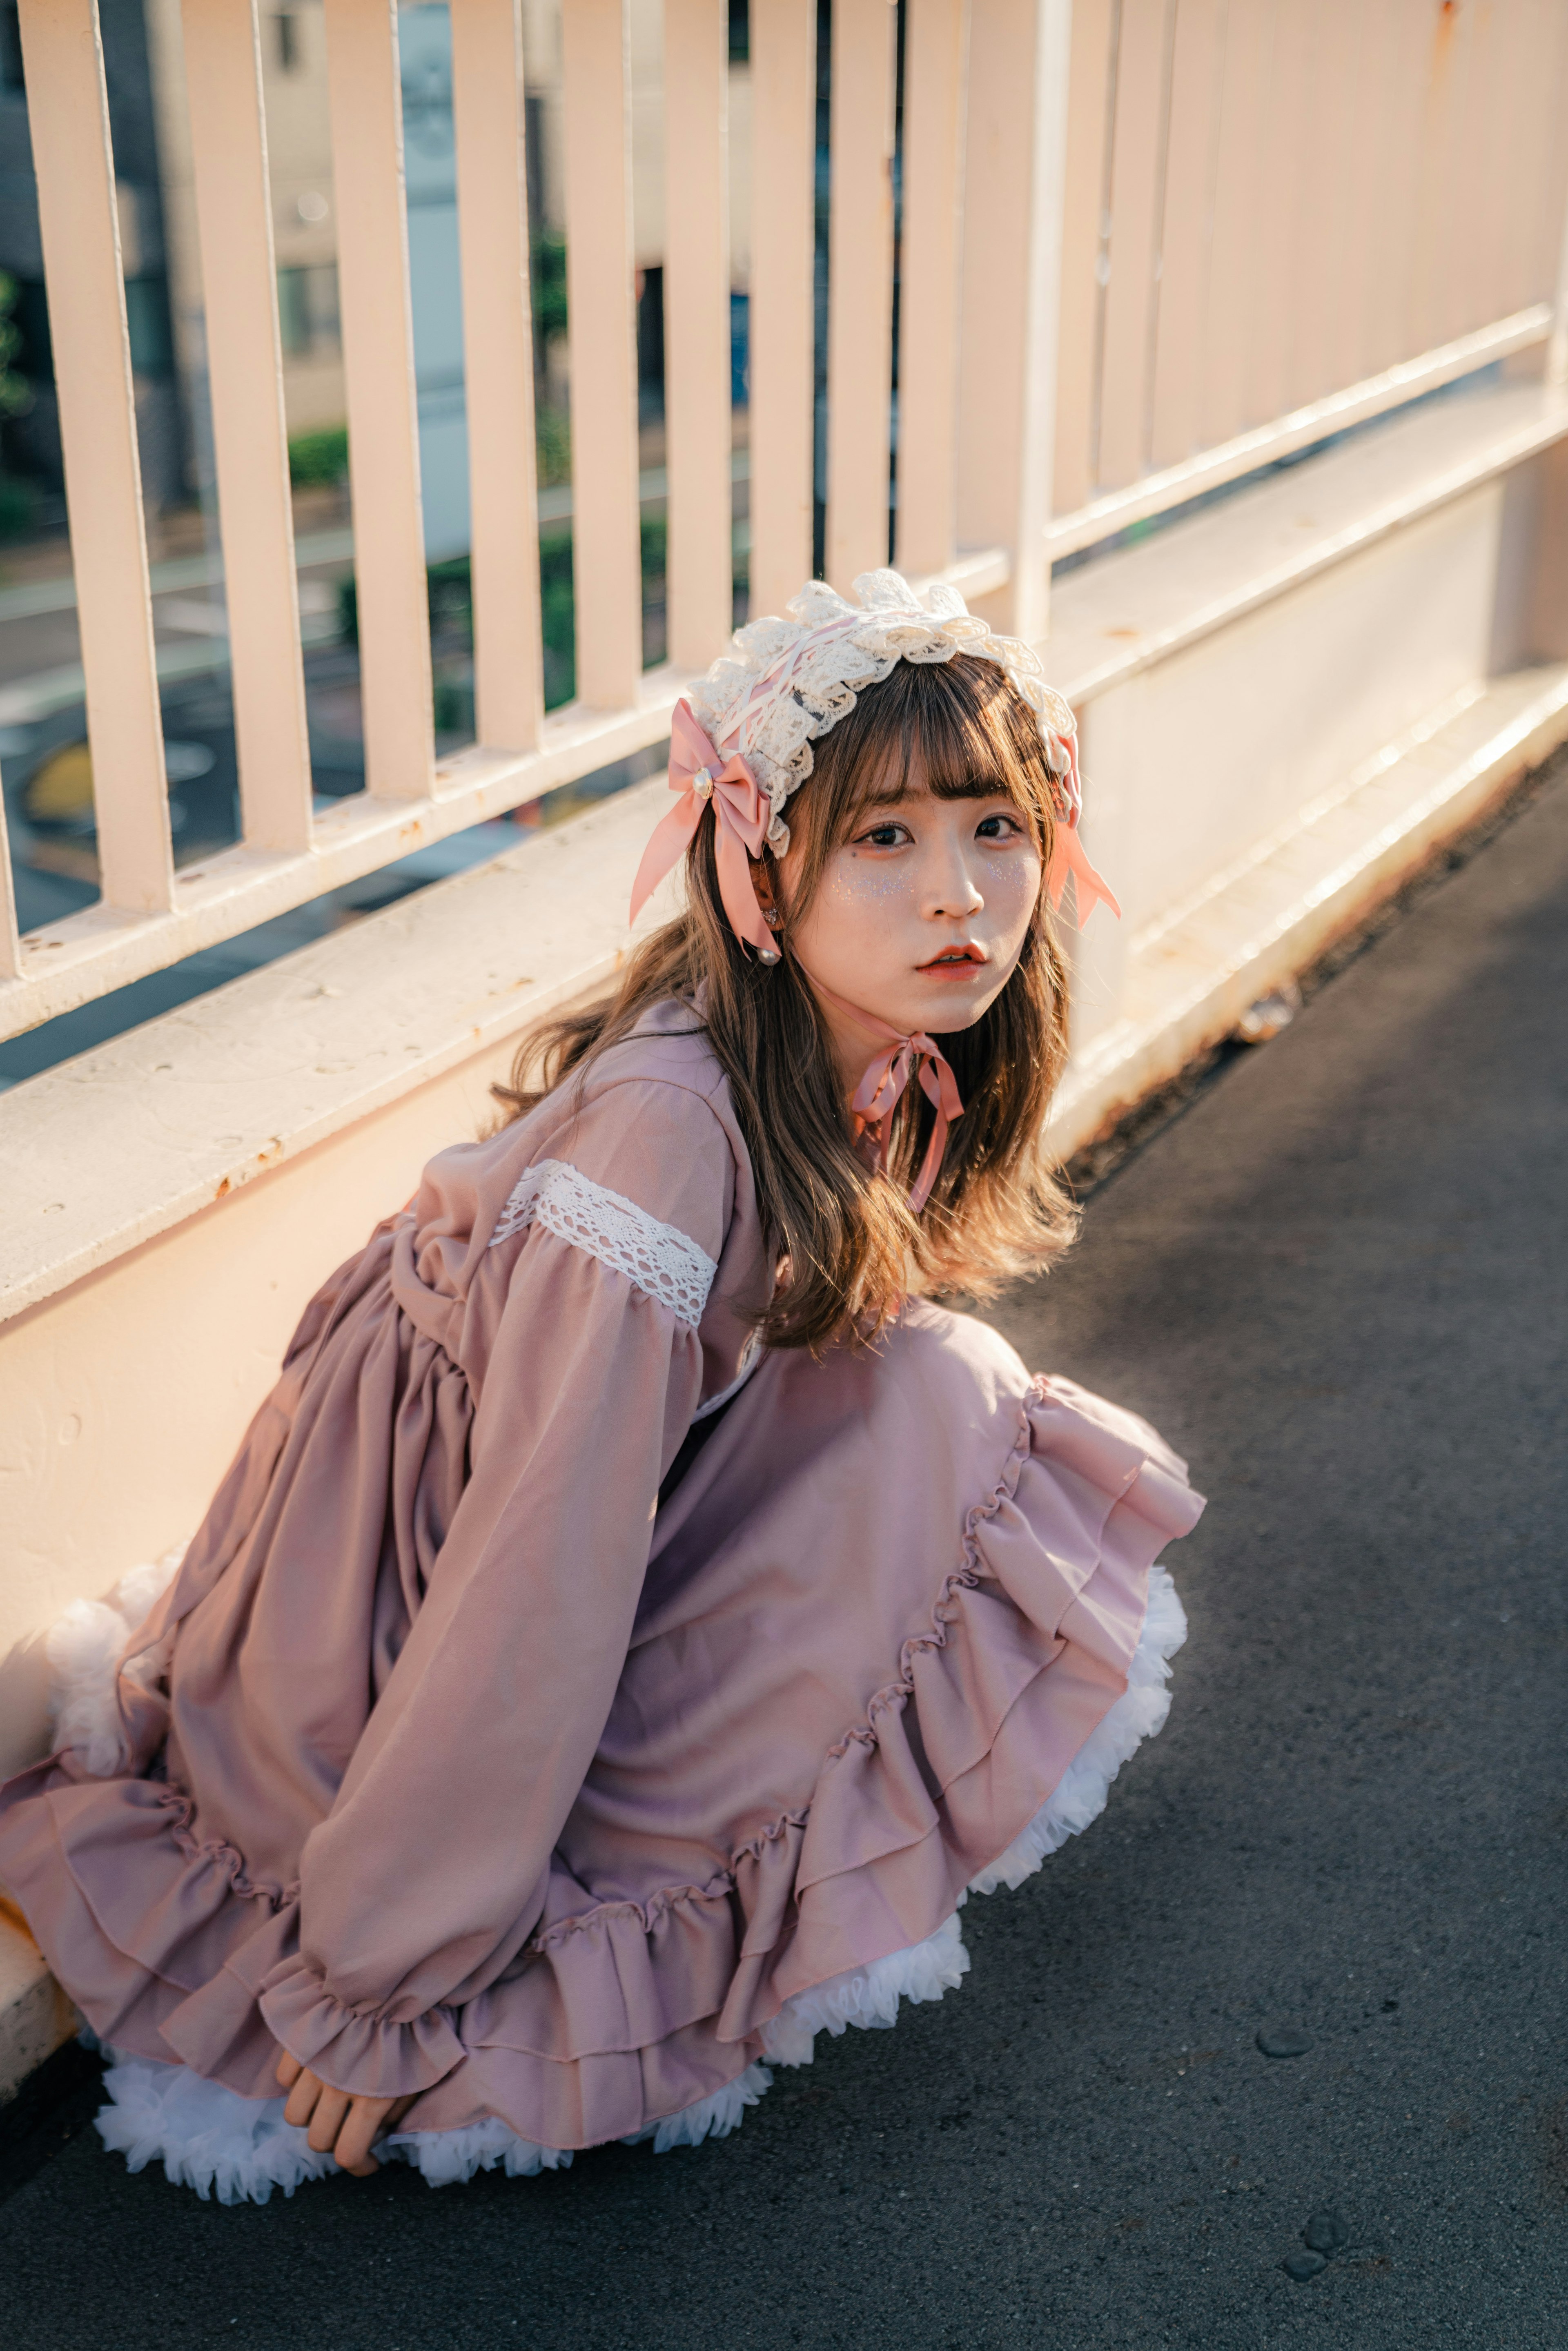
left=2, top=758, right=1566, bottom=2351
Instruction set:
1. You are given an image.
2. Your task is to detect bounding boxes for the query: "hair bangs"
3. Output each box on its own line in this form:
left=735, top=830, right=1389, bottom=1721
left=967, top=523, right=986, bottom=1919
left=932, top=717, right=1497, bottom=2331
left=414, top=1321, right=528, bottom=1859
left=826, top=657, right=1053, bottom=853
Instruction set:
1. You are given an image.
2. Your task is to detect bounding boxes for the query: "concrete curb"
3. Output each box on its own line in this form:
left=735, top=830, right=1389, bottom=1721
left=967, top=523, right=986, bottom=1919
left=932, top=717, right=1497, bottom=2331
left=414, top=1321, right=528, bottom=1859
left=0, top=1901, right=77, bottom=2116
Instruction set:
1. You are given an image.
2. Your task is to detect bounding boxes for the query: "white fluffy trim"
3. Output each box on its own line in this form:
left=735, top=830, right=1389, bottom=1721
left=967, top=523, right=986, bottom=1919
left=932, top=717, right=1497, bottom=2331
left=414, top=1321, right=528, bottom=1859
left=617, top=2061, right=774, bottom=2154
left=760, top=1910, right=971, bottom=2067
left=48, top=1550, right=185, bottom=1778
left=95, top=2054, right=339, bottom=2205
left=90, top=2053, right=775, bottom=2201
left=966, top=1562, right=1187, bottom=1896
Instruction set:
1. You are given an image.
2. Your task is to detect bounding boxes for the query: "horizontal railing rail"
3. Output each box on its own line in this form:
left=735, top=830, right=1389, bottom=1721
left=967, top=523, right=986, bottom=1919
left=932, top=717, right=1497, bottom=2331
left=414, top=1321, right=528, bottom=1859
left=1045, top=304, right=1556, bottom=561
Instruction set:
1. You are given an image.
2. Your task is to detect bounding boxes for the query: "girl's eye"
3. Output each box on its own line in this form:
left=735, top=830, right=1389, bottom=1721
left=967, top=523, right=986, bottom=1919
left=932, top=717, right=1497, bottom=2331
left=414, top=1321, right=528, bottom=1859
left=861, top=822, right=910, bottom=849
left=976, top=812, right=1021, bottom=840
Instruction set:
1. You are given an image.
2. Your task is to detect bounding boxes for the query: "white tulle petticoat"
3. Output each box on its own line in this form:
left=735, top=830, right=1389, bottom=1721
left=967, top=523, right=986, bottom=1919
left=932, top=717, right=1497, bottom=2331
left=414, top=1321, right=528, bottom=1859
left=84, top=1566, right=1185, bottom=2204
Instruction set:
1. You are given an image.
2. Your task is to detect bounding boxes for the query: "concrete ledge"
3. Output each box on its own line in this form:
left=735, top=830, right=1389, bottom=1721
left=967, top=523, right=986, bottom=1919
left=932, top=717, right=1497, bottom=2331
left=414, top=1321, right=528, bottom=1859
left=0, top=777, right=676, bottom=1324
left=0, top=1901, right=76, bottom=2109
left=1046, top=662, right=1568, bottom=1152
left=1045, top=375, right=1568, bottom=704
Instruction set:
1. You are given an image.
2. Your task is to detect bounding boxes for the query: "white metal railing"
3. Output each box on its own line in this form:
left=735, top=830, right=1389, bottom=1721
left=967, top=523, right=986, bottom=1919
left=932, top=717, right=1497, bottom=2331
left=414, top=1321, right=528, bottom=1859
left=1047, top=0, right=1568, bottom=553
left=2, top=0, right=1566, bottom=1045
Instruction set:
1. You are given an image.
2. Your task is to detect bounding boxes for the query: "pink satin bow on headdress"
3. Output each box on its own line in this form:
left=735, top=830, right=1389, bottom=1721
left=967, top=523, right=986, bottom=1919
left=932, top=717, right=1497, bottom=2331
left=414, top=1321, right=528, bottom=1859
left=1042, top=729, right=1120, bottom=924
left=805, top=972, right=965, bottom=1214
left=629, top=699, right=773, bottom=954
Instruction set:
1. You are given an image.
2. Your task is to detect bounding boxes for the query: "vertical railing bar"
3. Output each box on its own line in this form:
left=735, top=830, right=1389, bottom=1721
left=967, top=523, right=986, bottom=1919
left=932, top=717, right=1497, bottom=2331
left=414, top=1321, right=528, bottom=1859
left=1483, top=0, right=1538, bottom=328
left=1404, top=0, right=1462, bottom=368
left=955, top=0, right=1072, bottom=641
left=181, top=0, right=313, bottom=854
left=1370, top=0, right=1427, bottom=380
left=1315, top=0, right=1370, bottom=401
left=748, top=0, right=817, bottom=613
left=1139, top=0, right=1178, bottom=477
left=1261, top=0, right=1317, bottom=421
left=559, top=0, right=642, bottom=710
left=1050, top=0, right=1116, bottom=520
left=0, top=773, right=20, bottom=977
left=1234, top=0, right=1285, bottom=435
left=450, top=0, right=544, bottom=751
left=1348, top=0, right=1396, bottom=378
left=1147, top=0, right=1227, bottom=473
left=664, top=0, right=734, bottom=671
left=323, top=0, right=434, bottom=800
left=1550, top=145, right=1568, bottom=390
left=1012, top=0, right=1073, bottom=640
left=894, top=0, right=968, bottom=581
left=826, top=0, right=899, bottom=589
left=1445, top=0, right=1496, bottom=345
left=1189, top=0, right=1229, bottom=453
left=1094, top=0, right=1168, bottom=493
left=1085, top=0, right=1124, bottom=493
left=17, top=0, right=174, bottom=916
left=1530, top=0, right=1568, bottom=326
left=1541, top=0, right=1568, bottom=383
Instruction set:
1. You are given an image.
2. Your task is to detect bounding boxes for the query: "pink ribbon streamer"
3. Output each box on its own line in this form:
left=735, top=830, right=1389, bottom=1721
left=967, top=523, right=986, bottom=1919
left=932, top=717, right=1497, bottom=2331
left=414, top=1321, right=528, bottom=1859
left=803, top=971, right=966, bottom=1214
left=629, top=700, right=773, bottom=955
left=1043, top=729, right=1120, bottom=923
left=1044, top=821, right=1121, bottom=924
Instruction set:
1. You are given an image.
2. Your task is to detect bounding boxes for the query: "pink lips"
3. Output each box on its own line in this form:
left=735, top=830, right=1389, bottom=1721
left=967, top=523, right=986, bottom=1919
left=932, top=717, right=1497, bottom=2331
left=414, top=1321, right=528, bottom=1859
left=917, top=945, right=988, bottom=978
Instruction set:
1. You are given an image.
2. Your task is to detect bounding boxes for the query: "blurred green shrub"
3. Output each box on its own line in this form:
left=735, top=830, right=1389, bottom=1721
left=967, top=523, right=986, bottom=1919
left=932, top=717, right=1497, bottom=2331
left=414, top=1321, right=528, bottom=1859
left=0, top=271, right=38, bottom=539
left=531, top=230, right=567, bottom=343
left=288, top=425, right=350, bottom=488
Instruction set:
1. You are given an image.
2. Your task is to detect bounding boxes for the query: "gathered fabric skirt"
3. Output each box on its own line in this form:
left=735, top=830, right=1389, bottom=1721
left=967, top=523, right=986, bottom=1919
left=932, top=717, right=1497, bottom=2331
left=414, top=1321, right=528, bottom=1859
left=0, top=1299, right=1203, bottom=2202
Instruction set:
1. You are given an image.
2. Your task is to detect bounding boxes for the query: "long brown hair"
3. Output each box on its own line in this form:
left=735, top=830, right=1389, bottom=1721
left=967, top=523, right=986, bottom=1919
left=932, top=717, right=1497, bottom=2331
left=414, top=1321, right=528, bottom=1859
left=497, top=653, right=1079, bottom=1349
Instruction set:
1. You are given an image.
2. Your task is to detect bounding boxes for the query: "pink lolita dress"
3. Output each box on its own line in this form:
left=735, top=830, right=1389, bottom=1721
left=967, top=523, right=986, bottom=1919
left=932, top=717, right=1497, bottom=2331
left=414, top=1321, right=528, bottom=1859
left=0, top=575, right=1202, bottom=2202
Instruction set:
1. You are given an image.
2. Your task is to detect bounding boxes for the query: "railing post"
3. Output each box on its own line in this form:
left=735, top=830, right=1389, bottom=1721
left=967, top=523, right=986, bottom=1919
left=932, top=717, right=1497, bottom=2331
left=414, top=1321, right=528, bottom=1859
left=1548, top=169, right=1568, bottom=391
left=664, top=0, right=734, bottom=671
left=956, top=0, right=1072, bottom=643
left=560, top=0, right=643, bottom=709
left=323, top=0, right=435, bottom=800
left=748, top=0, right=817, bottom=614
left=16, top=0, right=174, bottom=914
left=826, top=0, right=898, bottom=589
left=181, top=0, right=313, bottom=854
left=451, top=0, right=545, bottom=752
left=895, top=0, right=969, bottom=582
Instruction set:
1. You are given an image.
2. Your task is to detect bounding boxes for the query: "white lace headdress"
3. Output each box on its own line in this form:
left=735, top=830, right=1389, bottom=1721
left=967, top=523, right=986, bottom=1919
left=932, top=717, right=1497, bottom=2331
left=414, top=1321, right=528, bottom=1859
left=689, top=568, right=1083, bottom=854
left=628, top=567, right=1117, bottom=960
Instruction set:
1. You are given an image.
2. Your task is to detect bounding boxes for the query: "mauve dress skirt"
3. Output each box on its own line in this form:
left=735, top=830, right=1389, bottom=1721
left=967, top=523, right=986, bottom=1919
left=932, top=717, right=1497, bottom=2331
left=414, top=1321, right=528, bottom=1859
left=0, top=1293, right=1203, bottom=2199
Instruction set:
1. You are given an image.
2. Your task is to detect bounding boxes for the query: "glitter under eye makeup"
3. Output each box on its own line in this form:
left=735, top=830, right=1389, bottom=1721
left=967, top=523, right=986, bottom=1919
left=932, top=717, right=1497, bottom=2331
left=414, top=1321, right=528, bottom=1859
left=823, top=860, right=911, bottom=902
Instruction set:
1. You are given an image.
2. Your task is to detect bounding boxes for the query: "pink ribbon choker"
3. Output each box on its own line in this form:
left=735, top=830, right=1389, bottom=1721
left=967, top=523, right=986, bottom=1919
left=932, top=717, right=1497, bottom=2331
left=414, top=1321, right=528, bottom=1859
left=802, top=970, right=965, bottom=1215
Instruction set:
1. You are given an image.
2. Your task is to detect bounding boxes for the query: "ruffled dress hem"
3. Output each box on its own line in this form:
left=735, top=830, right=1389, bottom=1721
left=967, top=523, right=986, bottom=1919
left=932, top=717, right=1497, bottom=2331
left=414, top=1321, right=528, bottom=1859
left=81, top=1567, right=1184, bottom=2200
left=0, top=1373, right=1200, bottom=2190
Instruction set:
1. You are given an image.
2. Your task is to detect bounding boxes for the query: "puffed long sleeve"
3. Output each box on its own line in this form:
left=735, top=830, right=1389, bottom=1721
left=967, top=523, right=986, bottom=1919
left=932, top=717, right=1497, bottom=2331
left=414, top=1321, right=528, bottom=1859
left=255, top=1081, right=732, bottom=2097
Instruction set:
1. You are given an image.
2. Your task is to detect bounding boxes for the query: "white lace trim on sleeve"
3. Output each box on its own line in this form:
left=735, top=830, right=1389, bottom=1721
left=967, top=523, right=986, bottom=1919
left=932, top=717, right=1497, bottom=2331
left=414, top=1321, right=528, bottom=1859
left=488, top=1158, right=717, bottom=1328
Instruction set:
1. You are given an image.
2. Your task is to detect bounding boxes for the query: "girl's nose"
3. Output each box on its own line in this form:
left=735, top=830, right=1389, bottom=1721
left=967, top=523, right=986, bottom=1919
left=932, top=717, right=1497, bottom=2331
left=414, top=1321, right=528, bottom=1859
left=928, top=858, right=984, bottom=919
